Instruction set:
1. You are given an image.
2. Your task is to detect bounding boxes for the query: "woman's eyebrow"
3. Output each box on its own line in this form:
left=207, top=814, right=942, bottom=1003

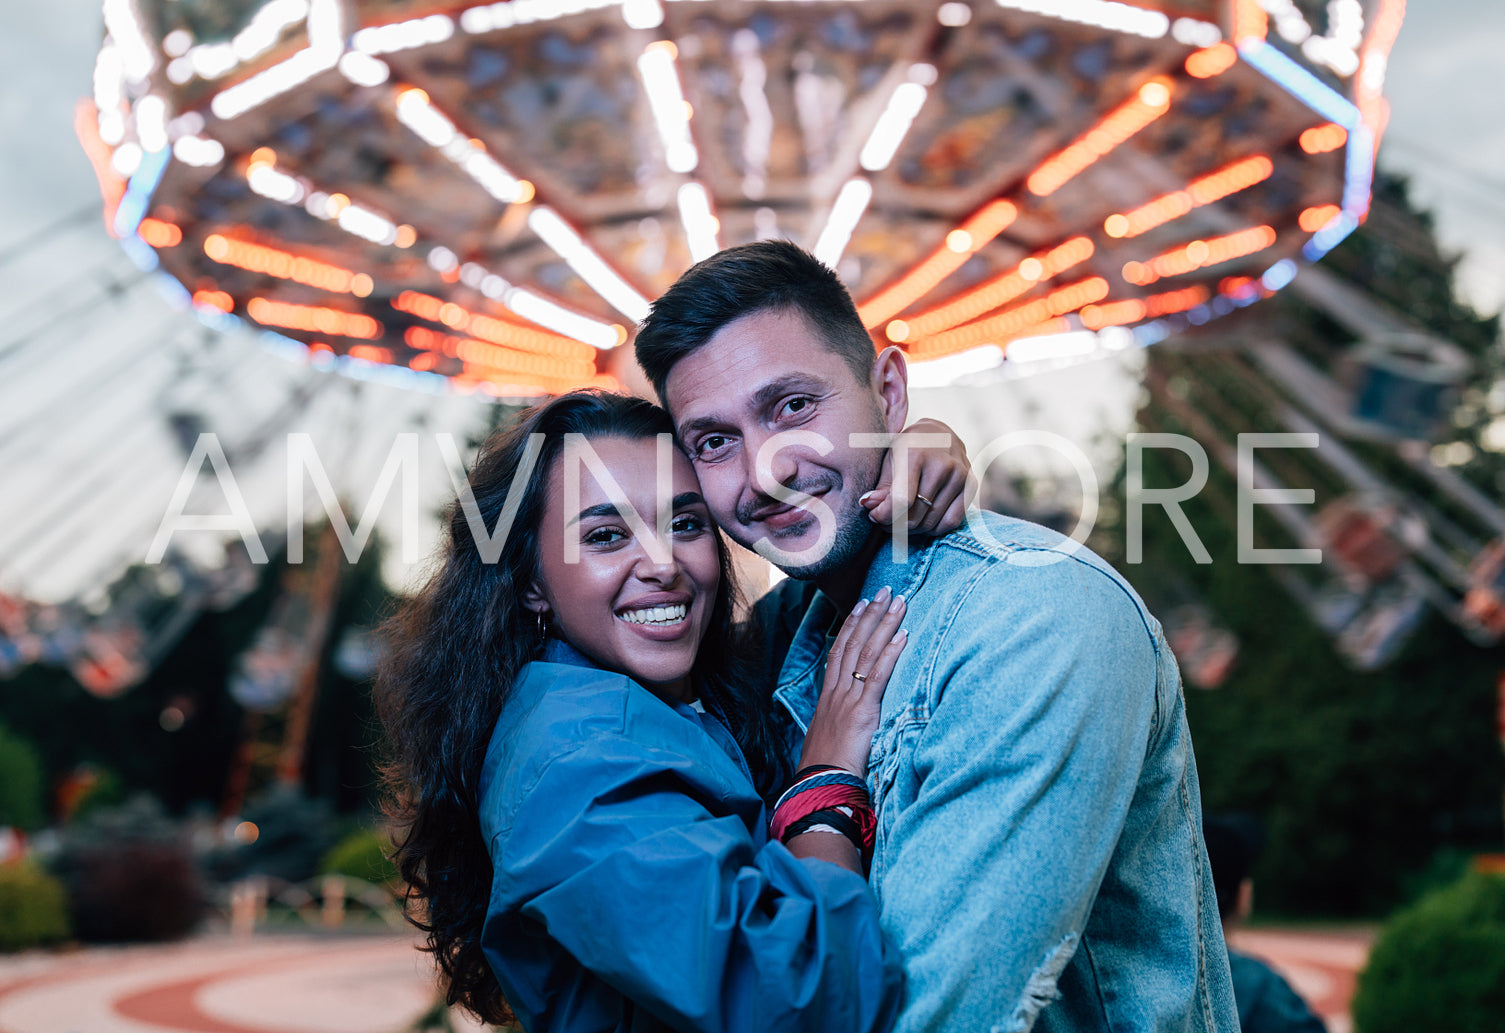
left=571, top=492, right=704, bottom=526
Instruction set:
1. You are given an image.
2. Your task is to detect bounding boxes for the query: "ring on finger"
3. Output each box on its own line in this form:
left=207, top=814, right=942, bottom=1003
left=851, top=671, right=868, bottom=682
left=914, top=493, right=934, bottom=510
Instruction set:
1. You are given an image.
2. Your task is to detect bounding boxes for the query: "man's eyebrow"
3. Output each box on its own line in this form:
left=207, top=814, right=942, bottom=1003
left=677, top=373, right=828, bottom=439
left=570, top=492, right=705, bottom=526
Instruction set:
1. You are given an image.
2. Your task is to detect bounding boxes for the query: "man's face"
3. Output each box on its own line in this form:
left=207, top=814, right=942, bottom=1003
left=663, top=307, right=905, bottom=580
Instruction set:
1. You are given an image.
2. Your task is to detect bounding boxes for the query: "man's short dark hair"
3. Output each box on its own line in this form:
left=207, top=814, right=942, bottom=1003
left=634, top=239, right=877, bottom=402
left=1202, top=814, right=1265, bottom=921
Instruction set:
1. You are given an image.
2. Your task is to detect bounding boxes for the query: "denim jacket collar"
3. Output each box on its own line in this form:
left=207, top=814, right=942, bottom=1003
left=770, top=533, right=942, bottom=734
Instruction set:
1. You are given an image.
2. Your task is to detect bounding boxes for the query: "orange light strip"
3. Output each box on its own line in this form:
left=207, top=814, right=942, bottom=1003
left=1231, top=0, right=1268, bottom=44
left=137, top=217, right=182, bottom=248
left=73, top=100, right=126, bottom=236
left=1105, top=155, right=1273, bottom=239
left=1299, top=204, right=1343, bottom=232
left=247, top=297, right=383, bottom=339
left=192, top=289, right=234, bottom=313
left=1356, top=0, right=1406, bottom=135
left=1121, top=226, right=1277, bottom=286
left=404, top=326, right=598, bottom=381
left=203, top=234, right=374, bottom=296
left=891, top=237, right=1095, bottom=343
left=857, top=200, right=1018, bottom=328
left=1026, top=78, right=1173, bottom=197
left=909, top=277, right=1109, bottom=358
left=1071, top=284, right=1213, bottom=330
left=392, top=291, right=597, bottom=362
left=1299, top=123, right=1348, bottom=154
left=1185, top=43, right=1238, bottom=79
left=459, top=366, right=622, bottom=398
left=348, top=345, right=395, bottom=364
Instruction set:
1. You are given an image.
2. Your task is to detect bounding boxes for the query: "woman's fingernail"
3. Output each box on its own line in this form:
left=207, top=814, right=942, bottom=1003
left=894, top=629, right=909, bottom=643
left=889, top=593, right=906, bottom=613
left=852, top=598, right=869, bottom=615
left=859, top=490, right=876, bottom=506
left=874, top=586, right=891, bottom=603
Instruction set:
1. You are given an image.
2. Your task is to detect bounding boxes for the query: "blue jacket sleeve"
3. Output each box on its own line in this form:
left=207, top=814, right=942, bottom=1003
left=482, top=701, right=903, bottom=1033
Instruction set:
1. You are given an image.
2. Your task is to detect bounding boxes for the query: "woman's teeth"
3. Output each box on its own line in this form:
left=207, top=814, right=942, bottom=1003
left=618, top=604, right=688, bottom=626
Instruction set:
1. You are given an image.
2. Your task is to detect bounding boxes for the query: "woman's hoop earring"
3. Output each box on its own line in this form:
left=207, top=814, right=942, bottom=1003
left=536, top=609, right=549, bottom=647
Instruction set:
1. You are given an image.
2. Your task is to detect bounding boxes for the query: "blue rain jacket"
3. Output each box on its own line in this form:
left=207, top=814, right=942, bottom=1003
left=477, top=638, right=903, bottom=1033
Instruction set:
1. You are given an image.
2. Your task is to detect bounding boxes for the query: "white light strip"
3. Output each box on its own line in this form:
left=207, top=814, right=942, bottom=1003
left=528, top=207, right=651, bottom=323
left=461, top=0, right=618, bottom=35
left=233, top=0, right=310, bottom=63
left=134, top=95, right=169, bottom=153
left=338, top=51, right=391, bottom=86
left=506, top=288, right=623, bottom=349
left=859, top=80, right=927, bottom=172
left=812, top=178, right=873, bottom=268
left=395, top=88, right=531, bottom=204
left=338, top=204, right=399, bottom=246
left=621, top=0, right=664, bottom=30
left=732, top=30, right=773, bottom=195
left=102, top=0, right=157, bottom=82
left=637, top=44, right=698, bottom=173
left=210, top=46, right=340, bottom=120
left=248, top=163, right=305, bottom=203
left=993, top=0, right=1169, bottom=39
left=907, top=345, right=1004, bottom=388
left=353, top=14, right=454, bottom=55
left=1171, top=17, right=1222, bottom=47
left=173, top=135, right=225, bottom=167
left=677, top=182, right=720, bottom=261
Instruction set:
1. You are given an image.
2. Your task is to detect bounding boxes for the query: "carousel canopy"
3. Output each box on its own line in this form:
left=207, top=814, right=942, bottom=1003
left=82, top=0, right=1403, bottom=397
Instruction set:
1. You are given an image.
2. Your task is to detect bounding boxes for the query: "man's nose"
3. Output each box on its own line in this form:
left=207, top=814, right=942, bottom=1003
left=749, top=430, right=799, bottom=492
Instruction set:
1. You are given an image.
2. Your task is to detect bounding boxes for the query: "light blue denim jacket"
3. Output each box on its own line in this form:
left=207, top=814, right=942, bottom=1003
left=477, top=638, right=904, bottom=1033
left=758, top=511, right=1239, bottom=1033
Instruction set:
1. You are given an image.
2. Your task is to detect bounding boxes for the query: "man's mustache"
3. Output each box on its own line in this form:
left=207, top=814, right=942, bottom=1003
left=736, top=473, right=842, bottom=525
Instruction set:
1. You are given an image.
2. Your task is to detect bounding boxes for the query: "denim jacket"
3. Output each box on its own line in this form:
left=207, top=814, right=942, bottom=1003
left=756, top=511, right=1239, bottom=1033
left=477, top=638, right=904, bottom=1033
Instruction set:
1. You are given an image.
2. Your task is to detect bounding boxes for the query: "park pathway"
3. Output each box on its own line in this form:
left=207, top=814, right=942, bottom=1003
left=0, top=928, right=1370, bottom=1032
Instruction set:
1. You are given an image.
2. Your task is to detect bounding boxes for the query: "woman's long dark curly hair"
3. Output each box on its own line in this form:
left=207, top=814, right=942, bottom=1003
left=375, top=390, right=790, bottom=1023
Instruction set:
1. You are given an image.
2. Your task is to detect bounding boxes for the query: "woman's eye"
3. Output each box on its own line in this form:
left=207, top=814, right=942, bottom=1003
left=671, top=514, right=706, bottom=536
left=583, top=527, right=626, bottom=546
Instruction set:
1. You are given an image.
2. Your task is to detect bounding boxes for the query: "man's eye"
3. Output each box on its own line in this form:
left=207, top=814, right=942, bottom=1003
left=781, top=396, right=813, bottom=417
left=695, top=435, right=730, bottom=458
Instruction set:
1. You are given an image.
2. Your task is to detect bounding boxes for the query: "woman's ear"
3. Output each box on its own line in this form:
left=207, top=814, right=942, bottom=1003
left=872, top=345, right=910, bottom=434
left=521, top=583, right=550, bottom=615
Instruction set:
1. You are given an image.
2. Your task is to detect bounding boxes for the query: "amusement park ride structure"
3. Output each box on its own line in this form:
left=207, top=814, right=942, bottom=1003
left=4, top=0, right=1503, bottom=717
left=82, top=0, right=1400, bottom=395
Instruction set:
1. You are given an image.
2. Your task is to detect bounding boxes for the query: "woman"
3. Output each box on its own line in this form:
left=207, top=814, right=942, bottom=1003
left=377, top=391, right=966, bottom=1032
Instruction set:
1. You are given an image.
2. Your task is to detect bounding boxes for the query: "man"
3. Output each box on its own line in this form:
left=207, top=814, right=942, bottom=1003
left=1203, top=815, right=1328, bottom=1033
left=635, top=240, right=1237, bottom=1033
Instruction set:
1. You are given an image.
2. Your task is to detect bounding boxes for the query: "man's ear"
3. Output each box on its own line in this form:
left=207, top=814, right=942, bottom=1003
left=872, top=345, right=909, bottom=434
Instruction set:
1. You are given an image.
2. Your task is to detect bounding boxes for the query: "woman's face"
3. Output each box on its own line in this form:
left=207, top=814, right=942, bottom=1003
left=527, top=435, right=720, bottom=702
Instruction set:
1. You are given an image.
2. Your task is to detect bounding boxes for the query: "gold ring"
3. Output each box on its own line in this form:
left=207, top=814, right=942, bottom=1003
left=914, top=494, right=934, bottom=509
left=851, top=671, right=868, bottom=682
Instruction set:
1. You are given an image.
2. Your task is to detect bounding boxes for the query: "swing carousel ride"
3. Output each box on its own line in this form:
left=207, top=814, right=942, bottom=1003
left=81, top=0, right=1401, bottom=395
left=12, top=0, right=1505, bottom=708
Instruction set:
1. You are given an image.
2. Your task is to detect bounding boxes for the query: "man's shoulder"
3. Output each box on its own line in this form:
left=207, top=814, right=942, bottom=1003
left=926, top=511, right=1148, bottom=614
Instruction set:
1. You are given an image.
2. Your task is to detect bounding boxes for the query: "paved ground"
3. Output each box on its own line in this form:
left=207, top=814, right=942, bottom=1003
left=0, top=927, right=1371, bottom=1032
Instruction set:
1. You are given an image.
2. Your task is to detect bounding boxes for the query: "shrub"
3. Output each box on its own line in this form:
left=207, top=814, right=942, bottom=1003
left=0, top=863, right=70, bottom=951
left=1352, top=871, right=1505, bottom=1033
left=0, top=723, right=44, bottom=831
left=321, top=826, right=400, bottom=888
left=49, top=796, right=204, bottom=943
